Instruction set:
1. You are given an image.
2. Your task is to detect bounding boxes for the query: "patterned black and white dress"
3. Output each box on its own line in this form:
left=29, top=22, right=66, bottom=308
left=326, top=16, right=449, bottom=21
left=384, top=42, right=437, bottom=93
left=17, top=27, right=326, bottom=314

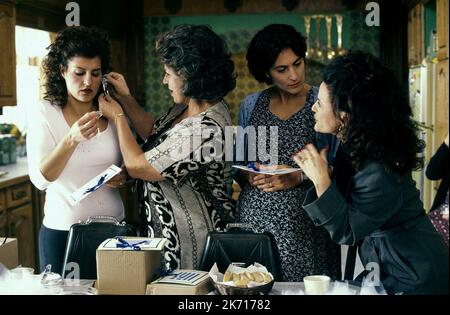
left=139, top=101, right=235, bottom=271
left=236, top=87, right=341, bottom=282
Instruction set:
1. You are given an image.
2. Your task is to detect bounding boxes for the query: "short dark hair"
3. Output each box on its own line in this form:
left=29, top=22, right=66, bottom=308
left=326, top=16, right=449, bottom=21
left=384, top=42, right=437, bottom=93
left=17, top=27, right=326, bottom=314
left=156, top=24, right=236, bottom=101
left=42, top=26, right=112, bottom=107
left=246, top=24, right=307, bottom=84
left=323, top=51, right=424, bottom=175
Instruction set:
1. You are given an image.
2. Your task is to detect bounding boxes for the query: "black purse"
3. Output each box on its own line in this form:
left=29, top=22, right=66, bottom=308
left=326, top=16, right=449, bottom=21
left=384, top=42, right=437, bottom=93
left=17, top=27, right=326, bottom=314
left=62, top=216, right=137, bottom=279
left=198, top=223, right=282, bottom=281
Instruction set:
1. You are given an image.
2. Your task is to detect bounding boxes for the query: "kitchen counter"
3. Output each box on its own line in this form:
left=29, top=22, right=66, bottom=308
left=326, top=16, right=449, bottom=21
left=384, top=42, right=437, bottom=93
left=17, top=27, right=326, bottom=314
left=0, top=156, right=38, bottom=270
left=0, top=157, right=29, bottom=189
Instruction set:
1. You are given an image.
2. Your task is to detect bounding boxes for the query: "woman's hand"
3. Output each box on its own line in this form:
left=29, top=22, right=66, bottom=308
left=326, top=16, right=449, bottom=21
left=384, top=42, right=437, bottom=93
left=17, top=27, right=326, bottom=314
left=250, top=164, right=303, bottom=192
left=293, top=144, right=331, bottom=197
left=99, top=94, right=124, bottom=121
left=68, top=111, right=102, bottom=144
left=105, top=72, right=130, bottom=99
left=106, top=167, right=129, bottom=188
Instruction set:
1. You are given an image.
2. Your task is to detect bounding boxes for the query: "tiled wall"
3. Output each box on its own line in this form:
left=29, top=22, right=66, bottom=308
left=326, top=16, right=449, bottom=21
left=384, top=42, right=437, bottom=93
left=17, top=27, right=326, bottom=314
left=143, top=17, right=172, bottom=117
left=347, top=11, right=380, bottom=57
left=143, top=13, right=380, bottom=123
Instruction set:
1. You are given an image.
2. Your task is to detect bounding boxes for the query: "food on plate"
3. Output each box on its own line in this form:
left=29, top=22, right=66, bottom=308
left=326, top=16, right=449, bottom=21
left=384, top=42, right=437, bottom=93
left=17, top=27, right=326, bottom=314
left=223, top=271, right=232, bottom=282
left=243, top=272, right=255, bottom=281
left=223, top=271, right=272, bottom=288
left=234, top=277, right=250, bottom=288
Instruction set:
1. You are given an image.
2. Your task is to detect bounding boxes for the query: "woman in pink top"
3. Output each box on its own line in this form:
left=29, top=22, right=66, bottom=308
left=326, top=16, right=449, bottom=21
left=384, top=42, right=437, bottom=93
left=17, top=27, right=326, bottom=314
left=27, top=26, right=125, bottom=274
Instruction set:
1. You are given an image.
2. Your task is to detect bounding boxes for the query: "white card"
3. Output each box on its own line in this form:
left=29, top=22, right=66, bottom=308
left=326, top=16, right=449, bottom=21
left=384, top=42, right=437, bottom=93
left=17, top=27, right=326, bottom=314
left=69, top=164, right=122, bottom=205
left=153, top=270, right=209, bottom=286
left=232, top=165, right=301, bottom=175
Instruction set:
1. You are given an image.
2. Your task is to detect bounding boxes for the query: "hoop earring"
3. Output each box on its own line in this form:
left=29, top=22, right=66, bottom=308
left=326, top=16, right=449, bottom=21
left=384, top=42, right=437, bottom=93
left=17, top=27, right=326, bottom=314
left=337, top=122, right=346, bottom=141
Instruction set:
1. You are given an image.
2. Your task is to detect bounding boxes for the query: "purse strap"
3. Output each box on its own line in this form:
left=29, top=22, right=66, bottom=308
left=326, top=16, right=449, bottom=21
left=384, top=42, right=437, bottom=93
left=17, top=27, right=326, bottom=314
left=84, top=215, right=122, bottom=225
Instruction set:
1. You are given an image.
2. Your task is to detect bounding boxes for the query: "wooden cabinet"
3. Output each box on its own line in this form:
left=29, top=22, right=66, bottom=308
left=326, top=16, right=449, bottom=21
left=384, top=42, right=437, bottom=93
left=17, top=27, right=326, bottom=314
left=408, top=3, right=425, bottom=66
left=0, top=192, right=7, bottom=237
left=436, top=0, right=449, bottom=60
left=435, top=59, right=449, bottom=144
left=6, top=181, right=31, bottom=209
left=0, top=181, right=35, bottom=269
left=8, top=203, right=34, bottom=269
left=0, top=0, right=17, bottom=107
left=110, top=38, right=127, bottom=75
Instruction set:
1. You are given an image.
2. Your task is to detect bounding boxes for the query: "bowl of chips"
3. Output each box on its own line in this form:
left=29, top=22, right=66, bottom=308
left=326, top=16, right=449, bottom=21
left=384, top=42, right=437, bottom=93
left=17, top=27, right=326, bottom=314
left=209, top=263, right=275, bottom=295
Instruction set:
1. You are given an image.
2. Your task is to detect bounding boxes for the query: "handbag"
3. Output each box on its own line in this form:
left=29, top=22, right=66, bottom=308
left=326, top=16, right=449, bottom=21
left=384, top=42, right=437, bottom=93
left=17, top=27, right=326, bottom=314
left=198, top=223, right=282, bottom=281
left=62, top=216, right=137, bottom=279
left=428, top=205, right=449, bottom=247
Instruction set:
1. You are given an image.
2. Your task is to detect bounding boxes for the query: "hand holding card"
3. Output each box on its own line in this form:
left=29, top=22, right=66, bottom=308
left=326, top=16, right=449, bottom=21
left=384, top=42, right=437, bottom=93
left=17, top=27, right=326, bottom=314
left=70, top=164, right=122, bottom=205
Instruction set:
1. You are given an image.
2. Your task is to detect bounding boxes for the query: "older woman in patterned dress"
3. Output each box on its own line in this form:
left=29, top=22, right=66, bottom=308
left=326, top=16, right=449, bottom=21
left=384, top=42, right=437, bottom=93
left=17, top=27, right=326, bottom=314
left=99, top=25, right=236, bottom=271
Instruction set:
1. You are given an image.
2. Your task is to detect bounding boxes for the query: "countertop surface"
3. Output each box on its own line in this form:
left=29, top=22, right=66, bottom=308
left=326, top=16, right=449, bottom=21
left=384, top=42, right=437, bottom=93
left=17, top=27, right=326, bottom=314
left=0, top=157, right=29, bottom=189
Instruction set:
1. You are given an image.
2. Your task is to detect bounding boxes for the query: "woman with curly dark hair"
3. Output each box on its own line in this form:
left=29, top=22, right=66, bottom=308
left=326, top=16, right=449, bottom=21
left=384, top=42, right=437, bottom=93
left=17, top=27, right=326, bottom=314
left=235, top=24, right=340, bottom=282
left=99, top=25, right=236, bottom=271
left=294, top=51, right=449, bottom=294
left=26, top=26, right=126, bottom=273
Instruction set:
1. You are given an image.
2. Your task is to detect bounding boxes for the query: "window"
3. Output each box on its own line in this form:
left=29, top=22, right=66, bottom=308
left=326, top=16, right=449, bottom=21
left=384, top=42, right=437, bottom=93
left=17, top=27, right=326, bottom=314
left=0, top=26, right=53, bottom=135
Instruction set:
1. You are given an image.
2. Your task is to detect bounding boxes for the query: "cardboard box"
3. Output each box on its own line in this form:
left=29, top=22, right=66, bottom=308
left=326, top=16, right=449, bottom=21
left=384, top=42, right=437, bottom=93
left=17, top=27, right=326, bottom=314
left=96, top=237, right=166, bottom=295
left=146, top=270, right=213, bottom=295
left=0, top=237, right=19, bottom=269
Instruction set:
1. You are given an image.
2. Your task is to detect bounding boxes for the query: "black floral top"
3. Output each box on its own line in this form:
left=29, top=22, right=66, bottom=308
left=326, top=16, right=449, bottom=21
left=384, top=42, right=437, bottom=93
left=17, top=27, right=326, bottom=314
left=237, top=87, right=341, bottom=281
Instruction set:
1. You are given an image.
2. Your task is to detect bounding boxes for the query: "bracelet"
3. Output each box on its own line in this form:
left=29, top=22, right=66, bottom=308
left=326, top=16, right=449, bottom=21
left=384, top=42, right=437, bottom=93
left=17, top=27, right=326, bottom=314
left=115, top=113, right=125, bottom=124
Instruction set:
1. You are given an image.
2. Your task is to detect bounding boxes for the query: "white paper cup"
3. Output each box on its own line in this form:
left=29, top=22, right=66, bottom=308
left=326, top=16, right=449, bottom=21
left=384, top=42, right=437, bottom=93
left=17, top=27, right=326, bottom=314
left=303, top=275, right=331, bottom=295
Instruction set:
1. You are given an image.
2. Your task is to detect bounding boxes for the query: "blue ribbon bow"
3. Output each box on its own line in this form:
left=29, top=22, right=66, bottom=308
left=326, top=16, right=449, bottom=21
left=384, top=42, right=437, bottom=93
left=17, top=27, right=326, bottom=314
left=115, top=237, right=149, bottom=251
left=157, top=267, right=175, bottom=277
left=247, top=162, right=259, bottom=171
left=84, top=174, right=107, bottom=194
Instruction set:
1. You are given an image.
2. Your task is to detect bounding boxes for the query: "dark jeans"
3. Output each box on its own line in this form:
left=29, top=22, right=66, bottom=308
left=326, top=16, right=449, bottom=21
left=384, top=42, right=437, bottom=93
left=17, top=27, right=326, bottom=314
left=38, top=225, right=68, bottom=274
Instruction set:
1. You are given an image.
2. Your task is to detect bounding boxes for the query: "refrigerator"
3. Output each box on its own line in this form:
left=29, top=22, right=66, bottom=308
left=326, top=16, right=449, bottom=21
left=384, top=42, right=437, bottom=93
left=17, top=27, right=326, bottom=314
left=409, top=59, right=437, bottom=211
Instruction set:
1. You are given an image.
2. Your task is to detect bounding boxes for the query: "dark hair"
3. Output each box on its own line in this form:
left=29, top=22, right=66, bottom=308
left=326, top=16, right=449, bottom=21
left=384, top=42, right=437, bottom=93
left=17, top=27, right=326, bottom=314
left=246, top=24, right=307, bottom=84
left=156, top=24, right=236, bottom=101
left=323, top=51, right=424, bottom=175
left=42, top=26, right=112, bottom=107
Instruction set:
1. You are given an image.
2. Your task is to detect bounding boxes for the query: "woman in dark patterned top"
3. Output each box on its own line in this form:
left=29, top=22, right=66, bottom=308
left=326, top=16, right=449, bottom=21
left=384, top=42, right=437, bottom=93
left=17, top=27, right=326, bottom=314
left=235, top=24, right=341, bottom=282
left=99, top=25, right=236, bottom=271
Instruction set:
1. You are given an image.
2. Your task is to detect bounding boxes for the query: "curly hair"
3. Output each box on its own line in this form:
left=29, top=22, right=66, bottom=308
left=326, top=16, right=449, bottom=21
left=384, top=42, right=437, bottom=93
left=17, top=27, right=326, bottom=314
left=42, top=26, right=112, bottom=107
left=246, top=24, right=307, bottom=84
left=155, top=24, right=236, bottom=101
left=323, top=51, right=424, bottom=175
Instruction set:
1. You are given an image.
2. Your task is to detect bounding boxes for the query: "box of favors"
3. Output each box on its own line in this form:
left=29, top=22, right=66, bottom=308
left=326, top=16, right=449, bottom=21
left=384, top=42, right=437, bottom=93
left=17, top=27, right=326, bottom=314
left=146, top=270, right=213, bottom=295
left=96, top=237, right=166, bottom=295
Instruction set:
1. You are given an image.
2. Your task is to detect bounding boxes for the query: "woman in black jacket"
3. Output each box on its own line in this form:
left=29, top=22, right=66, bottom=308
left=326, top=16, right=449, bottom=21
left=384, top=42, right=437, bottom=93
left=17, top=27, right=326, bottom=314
left=293, top=52, right=448, bottom=295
